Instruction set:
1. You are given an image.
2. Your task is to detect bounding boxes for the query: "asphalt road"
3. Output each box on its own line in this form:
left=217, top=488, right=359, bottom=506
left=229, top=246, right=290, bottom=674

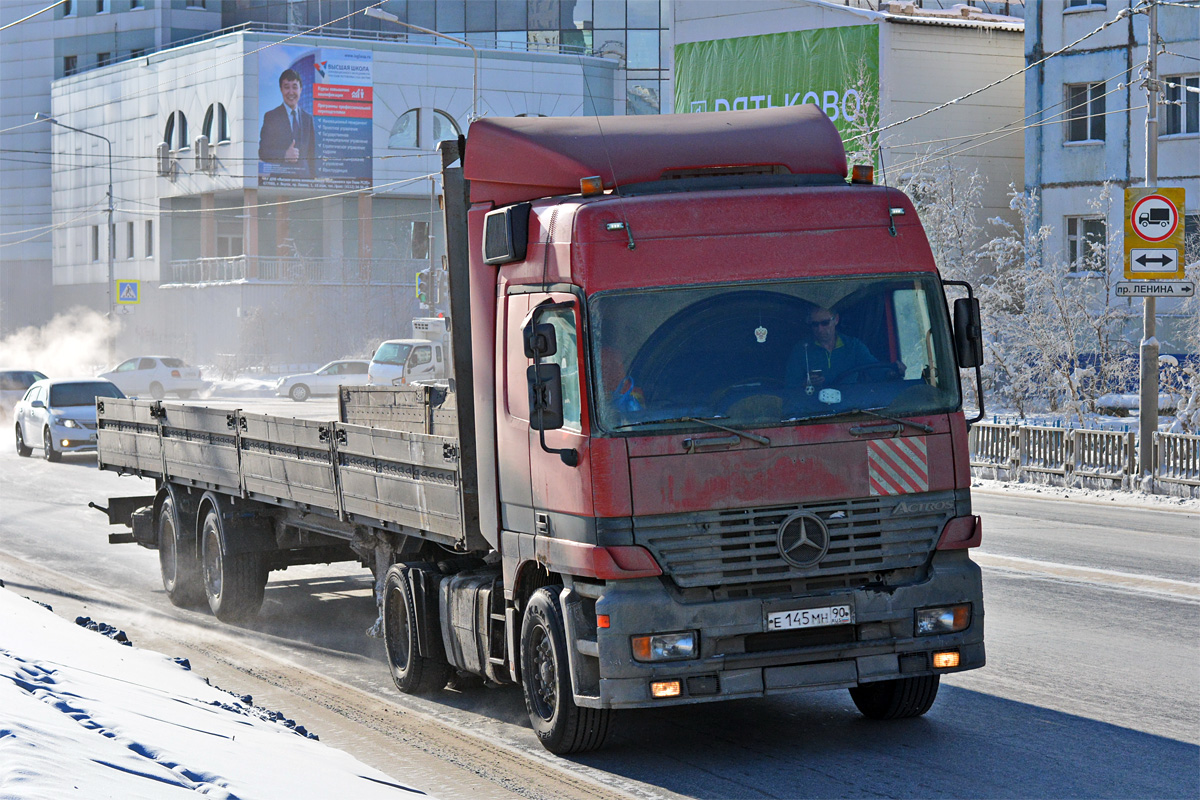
left=0, top=403, right=1197, bottom=799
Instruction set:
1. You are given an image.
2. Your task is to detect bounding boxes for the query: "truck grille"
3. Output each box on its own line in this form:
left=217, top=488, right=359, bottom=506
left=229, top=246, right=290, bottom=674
left=631, top=492, right=955, bottom=598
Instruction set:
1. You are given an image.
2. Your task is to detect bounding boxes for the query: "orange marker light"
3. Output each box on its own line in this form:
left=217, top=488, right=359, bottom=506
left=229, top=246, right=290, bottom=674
left=851, top=165, right=874, bottom=184
left=933, top=651, right=960, bottom=669
left=650, top=680, right=681, bottom=698
left=580, top=175, right=604, bottom=195
left=597, top=614, right=610, bottom=629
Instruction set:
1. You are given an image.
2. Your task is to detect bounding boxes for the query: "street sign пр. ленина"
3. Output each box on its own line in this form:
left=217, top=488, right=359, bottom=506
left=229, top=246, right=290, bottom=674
left=1124, top=187, right=1185, bottom=279
left=1115, top=281, right=1194, bottom=298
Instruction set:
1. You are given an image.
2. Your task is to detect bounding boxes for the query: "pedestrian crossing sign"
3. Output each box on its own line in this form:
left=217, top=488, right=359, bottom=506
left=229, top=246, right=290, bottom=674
left=116, top=280, right=140, bottom=304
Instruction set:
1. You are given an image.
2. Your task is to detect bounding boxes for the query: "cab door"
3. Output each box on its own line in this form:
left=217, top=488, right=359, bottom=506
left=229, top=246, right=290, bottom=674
left=405, top=345, right=437, bottom=383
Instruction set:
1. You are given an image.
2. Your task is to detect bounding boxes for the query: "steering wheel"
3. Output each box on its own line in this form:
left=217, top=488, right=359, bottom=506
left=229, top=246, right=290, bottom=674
left=830, top=362, right=903, bottom=386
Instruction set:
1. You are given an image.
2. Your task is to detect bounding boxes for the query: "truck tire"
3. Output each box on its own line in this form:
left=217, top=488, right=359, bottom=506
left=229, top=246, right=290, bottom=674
left=158, top=494, right=204, bottom=608
left=520, top=587, right=612, bottom=754
left=200, top=506, right=266, bottom=623
left=849, top=674, right=940, bottom=720
left=383, top=564, right=452, bottom=694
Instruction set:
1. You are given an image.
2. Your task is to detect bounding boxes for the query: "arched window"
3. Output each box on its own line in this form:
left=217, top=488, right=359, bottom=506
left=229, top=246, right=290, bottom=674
left=201, top=103, right=229, bottom=143
left=389, top=109, right=419, bottom=149
left=432, top=109, right=461, bottom=143
left=164, top=111, right=188, bottom=150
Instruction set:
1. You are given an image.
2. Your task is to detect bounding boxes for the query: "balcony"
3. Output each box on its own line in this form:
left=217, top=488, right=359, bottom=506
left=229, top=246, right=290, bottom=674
left=161, top=256, right=426, bottom=286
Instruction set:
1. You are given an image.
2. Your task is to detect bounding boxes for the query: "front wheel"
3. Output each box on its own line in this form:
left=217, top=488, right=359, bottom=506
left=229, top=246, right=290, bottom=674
left=149, top=382, right=165, bottom=400
left=200, top=507, right=266, bottom=623
left=849, top=674, right=940, bottom=720
left=15, top=424, right=31, bottom=457
left=520, top=587, right=612, bottom=754
left=289, top=384, right=310, bottom=402
left=42, top=427, right=61, bottom=462
left=382, top=564, right=452, bottom=694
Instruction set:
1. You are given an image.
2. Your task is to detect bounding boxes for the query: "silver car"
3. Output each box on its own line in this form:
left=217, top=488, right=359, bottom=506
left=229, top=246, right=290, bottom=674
left=13, top=378, right=125, bottom=461
left=275, top=359, right=370, bottom=402
left=1, top=370, right=48, bottom=420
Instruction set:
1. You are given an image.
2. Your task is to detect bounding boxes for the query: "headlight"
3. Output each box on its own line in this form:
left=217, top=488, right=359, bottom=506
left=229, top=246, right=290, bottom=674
left=631, top=631, right=697, bottom=662
left=915, top=604, right=971, bottom=636
left=54, top=418, right=80, bottom=428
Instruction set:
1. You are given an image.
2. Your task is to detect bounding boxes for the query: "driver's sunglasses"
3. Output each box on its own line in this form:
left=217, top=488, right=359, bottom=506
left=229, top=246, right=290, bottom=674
left=810, top=318, right=834, bottom=328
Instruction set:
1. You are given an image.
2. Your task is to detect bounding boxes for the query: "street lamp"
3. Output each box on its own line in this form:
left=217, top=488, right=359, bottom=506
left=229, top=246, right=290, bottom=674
left=34, top=111, right=116, bottom=362
left=364, top=6, right=479, bottom=122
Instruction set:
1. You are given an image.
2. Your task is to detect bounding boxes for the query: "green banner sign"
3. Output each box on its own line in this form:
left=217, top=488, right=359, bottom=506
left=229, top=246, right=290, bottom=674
left=675, top=26, right=880, bottom=148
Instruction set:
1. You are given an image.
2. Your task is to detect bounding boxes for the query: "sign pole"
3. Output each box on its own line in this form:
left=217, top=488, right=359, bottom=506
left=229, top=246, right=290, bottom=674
left=1138, top=0, right=1159, bottom=479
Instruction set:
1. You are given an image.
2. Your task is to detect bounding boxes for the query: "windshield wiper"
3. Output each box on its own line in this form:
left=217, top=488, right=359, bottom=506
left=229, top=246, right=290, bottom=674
left=612, top=415, right=770, bottom=446
left=785, top=407, right=933, bottom=434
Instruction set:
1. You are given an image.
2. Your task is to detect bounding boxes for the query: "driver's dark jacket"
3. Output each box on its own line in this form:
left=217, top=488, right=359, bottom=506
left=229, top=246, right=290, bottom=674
left=784, top=335, right=877, bottom=389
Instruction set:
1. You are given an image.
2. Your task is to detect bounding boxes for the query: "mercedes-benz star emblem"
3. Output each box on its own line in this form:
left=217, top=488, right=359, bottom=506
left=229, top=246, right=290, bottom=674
left=776, top=512, right=830, bottom=568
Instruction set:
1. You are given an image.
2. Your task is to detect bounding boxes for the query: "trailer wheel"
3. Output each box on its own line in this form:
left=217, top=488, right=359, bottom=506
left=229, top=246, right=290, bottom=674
left=383, top=565, right=451, bottom=694
left=520, top=587, right=612, bottom=754
left=158, top=494, right=204, bottom=607
left=849, top=674, right=940, bottom=720
left=200, top=507, right=266, bottom=623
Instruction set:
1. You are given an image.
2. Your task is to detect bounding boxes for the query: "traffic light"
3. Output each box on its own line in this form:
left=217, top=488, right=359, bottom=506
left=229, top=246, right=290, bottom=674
left=415, top=270, right=431, bottom=305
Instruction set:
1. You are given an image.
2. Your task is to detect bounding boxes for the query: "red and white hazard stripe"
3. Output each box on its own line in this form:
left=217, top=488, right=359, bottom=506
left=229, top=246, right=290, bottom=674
left=867, top=437, right=929, bottom=496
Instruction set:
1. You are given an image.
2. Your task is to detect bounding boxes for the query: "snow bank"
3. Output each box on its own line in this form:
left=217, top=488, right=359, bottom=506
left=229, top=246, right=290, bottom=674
left=0, top=587, right=429, bottom=799
left=973, top=477, right=1200, bottom=512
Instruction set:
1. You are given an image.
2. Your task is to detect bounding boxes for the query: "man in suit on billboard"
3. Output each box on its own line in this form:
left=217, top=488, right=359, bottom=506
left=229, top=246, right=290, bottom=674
left=259, top=68, right=317, bottom=177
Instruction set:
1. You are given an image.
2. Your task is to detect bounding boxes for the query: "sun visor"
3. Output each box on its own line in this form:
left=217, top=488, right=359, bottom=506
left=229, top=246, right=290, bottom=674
left=463, top=105, right=848, bottom=207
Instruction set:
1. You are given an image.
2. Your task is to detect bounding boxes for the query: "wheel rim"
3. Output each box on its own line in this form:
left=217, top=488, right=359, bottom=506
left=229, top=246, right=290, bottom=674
left=528, top=623, right=557, bottom=721
left=292, top=386, right=307, bottom=401
left=43, top=428, right=52, bottom=458
left=160, top=512, right=178, bottom=588
left=385, top=584, right=411, bottom=670
left=202, top=517, right=222, bottom=600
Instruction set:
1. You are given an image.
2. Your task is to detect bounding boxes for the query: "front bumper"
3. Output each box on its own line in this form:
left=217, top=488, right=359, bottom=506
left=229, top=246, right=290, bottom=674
left=566, top=550, right=984, bottom=709
left=49, top=423, right=98, bottom=453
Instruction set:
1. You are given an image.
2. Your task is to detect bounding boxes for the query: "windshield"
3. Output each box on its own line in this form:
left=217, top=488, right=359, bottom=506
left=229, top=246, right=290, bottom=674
left=49, top=382, right=125, bottom=407
left=372, top=342, right=412, bottom=367
left=590, top=275, right=960, bottom=433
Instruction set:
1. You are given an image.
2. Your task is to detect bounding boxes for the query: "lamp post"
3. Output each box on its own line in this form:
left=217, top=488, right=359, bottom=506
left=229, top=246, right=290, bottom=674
left=364, top=6, right=479, bottom=122
left=35, top=112, right=116, bottom=362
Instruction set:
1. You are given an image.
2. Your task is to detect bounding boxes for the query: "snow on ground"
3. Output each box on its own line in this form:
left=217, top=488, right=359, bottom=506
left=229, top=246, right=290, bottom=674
left=973, top=477, right=1200, bottom=512
left=0, top=587, right=430, bottom=800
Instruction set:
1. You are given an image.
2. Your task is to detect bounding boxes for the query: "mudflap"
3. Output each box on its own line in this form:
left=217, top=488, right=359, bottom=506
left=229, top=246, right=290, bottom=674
left=407, top=564, right=448, bottom=662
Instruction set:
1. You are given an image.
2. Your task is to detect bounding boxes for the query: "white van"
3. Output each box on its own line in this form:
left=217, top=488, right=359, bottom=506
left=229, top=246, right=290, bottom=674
left=367, top=338, right=446, bottom=385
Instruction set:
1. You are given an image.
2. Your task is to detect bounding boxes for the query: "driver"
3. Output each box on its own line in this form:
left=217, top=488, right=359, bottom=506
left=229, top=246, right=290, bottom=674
left=785, top=305, right=894, bottom=391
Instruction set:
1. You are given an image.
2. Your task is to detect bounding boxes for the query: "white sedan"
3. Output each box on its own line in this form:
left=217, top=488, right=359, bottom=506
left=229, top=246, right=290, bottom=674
left=98, top=356, right=207, bottom=400
left=13, top=378, right=125, bottom=462
left=276, top=359, right=370, bottom=402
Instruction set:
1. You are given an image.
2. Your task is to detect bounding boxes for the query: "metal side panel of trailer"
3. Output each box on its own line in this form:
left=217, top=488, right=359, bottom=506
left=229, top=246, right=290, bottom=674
left=335, top=422, right=466, bottom=547
left=158, top=404, right=242, bottom=493
left=96, top=398, right=164, bottom=478
left=238, top=412, right=340, bottom=513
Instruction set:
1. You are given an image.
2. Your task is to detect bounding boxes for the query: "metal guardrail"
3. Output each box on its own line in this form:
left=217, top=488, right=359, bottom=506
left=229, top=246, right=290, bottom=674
left=969, top=422, right=1199, bottom=492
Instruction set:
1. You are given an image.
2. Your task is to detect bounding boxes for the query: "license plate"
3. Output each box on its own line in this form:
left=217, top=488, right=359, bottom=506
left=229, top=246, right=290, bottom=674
left=766, top=604, right=854, bottom=631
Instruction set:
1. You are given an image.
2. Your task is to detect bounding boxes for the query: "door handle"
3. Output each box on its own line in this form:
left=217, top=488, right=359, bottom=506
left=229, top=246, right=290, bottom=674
left=683, top=434, right=741, bottom=453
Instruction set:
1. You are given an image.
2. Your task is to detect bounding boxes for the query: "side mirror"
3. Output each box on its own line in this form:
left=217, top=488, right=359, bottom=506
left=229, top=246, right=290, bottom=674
left=953, top=297, right=983, bottom=369
left=31, top=399, right=45, bottom=409
left=527, top=363, right=564, bottom=431
left=523, top=322, right=557, bottom=359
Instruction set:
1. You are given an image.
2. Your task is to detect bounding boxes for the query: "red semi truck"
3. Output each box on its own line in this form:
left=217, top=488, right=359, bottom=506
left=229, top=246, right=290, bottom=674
left=94, top=105, right=985, bottom=754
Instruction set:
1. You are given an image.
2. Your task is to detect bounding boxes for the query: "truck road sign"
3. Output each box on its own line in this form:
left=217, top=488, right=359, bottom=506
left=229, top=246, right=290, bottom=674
left=1115, top=281, right=1194, bottom=298
left=1124, top=187, right=1185, bottom=280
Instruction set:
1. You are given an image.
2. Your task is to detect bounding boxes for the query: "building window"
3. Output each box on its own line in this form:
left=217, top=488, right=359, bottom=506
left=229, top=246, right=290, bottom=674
left=127, top=222, right=135, bottom=259
left=1066, top=0, right=1104, bottom=7
left=145, top=220, right=154, bottom=258
left=130, top=47, right=146, bottom=59
left=64, top=55, right=77, bottom=76
left=202, top=103, right=229, bottom=143
left=97, top=52, right=111, bottom=67
left=1163, top=76, right=1199, bottom=136
left=185, top=0, right=206, bottom=7
left=432, top=110, right=460, bottom=144
left=389, top=109, right=419, bottom=149
left=131, top=0, right=142, bottom=7
left=97, top=0, right=107, bottom=13
left=163, top=111, right=188, bottom=151
left=62, top=0, right=72, bottom=16
left=1066, top=216, right=1106, bottom=272
left=1066, top=82, right=1105, bottom=142
left=92, top=226, right=100, bottom=262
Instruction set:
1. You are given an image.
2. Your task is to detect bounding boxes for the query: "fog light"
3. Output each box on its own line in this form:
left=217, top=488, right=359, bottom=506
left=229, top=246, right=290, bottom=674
left=61, top=439, right=71, bottom=447
left=933, top=651, right=960, bottom=669
left=915, top=604, right=971, bottom=636
left=631, top=631, right=696, bottom=662
left=650, top=680, right=681, bottom=698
